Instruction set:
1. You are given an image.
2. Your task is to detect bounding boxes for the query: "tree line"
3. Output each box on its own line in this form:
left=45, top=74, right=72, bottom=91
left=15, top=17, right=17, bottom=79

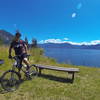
left=25, top=37, right=37, bottom=48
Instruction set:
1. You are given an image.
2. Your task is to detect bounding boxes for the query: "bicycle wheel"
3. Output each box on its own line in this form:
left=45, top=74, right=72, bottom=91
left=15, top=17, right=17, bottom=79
left=29, top=65, right=38, bottom=78
left=0, top=70, right=21, bottom=92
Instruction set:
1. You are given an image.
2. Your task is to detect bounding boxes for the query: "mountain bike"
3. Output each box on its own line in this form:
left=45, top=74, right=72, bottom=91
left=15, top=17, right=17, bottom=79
left=0, top=55, right=38, bottom=92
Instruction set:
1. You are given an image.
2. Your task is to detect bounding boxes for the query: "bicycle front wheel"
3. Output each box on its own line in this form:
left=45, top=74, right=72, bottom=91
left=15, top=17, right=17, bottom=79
left=1, top=70, right=21, bottom=92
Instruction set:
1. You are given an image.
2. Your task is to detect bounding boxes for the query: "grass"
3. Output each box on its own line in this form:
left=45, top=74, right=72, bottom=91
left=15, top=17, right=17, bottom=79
left=0, top=46, right=100, bottom=100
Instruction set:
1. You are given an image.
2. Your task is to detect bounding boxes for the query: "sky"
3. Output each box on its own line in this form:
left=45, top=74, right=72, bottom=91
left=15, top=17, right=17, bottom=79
left=0, top=0, right=100, bottom=45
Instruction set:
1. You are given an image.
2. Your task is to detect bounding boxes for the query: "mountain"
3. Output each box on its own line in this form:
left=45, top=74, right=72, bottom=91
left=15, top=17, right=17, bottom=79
left=39, top=43, right=73, bottom=48
left=0, top=30, right=14, bottom=44
left=39, top=43, right=81, bottom=49
left=39, top=43, right=100, bottom=50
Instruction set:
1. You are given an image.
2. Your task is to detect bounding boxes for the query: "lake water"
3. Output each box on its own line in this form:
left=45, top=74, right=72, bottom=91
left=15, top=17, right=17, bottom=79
left=43, top=48, right=100, bottom=67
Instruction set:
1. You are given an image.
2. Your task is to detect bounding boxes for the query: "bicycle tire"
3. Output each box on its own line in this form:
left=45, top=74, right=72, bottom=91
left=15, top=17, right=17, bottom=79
left=0, top=70, right=21, bottom=92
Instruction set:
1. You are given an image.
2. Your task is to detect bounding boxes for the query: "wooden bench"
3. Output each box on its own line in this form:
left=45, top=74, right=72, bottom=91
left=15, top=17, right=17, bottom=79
left=34, top=64, right=79, bottom=82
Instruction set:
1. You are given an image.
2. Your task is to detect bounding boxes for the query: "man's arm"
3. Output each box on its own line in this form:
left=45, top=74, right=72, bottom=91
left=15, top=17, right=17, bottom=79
left=9, top=47, right=12, bottom=56
left=24, top=44, right=28, bottom=53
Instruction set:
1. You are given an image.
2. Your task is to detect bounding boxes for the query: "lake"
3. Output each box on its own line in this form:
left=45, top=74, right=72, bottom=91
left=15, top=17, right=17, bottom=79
left=43, top=48, right=100, bottom=67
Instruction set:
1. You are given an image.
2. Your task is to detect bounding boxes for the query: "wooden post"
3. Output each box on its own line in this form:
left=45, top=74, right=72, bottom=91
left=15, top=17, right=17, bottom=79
left=39, top=68, right=42, bottom=75
left=72, top=72, right=75, bottom=81
left=68, top=72, right=75, bottom=82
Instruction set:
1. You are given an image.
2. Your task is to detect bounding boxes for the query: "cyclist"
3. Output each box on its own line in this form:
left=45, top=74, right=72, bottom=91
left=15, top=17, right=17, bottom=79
left=8, top=32, right=30, bottom=74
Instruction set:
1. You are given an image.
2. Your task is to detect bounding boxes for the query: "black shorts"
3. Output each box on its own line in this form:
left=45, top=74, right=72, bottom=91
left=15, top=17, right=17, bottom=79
left=17, top=53, right=28, bottom=62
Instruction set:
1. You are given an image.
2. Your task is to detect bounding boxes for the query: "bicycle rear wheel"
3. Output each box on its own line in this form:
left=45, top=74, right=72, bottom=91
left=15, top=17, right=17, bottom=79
left=1, top=70, right=21, bottom=92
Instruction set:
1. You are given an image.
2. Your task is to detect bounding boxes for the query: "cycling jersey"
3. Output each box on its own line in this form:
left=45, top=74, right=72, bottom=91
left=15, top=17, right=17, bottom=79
left=10, top=40, right=26, bottom=55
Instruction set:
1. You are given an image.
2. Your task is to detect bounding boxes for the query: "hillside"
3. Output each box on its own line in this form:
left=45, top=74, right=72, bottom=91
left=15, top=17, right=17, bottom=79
left=0, top=46, right=100, bottom=100
left=0, top=30, right=14, bottom=44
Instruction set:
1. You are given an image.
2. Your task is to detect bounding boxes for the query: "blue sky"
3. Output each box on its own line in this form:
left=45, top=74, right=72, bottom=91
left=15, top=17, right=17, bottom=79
left=0, top=0, right=100, bottom=44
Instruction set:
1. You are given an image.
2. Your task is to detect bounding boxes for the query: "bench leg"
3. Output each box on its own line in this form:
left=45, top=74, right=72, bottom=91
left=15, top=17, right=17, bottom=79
left=72, top=72, right=75, bottom=81
left=68, top=72, right=75, bottom=82
left=39, top=68, right=42, bottom=75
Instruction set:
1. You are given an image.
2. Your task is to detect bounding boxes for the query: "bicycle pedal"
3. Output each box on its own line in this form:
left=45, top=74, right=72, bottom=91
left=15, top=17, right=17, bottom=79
left=26, top=75, right=32, bottom=80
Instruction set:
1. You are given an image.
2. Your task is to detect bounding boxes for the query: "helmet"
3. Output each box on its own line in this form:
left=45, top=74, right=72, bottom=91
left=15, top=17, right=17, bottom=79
left=15, top=32, right=21, bottom=37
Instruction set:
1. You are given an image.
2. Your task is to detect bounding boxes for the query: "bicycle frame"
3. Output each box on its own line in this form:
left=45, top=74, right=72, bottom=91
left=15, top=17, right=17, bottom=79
left=11, top=55, right=31, bottom=75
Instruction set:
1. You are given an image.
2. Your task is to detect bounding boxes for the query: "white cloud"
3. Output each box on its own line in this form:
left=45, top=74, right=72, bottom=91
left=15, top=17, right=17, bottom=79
left=67, top=40, right=100, bottom=45
left=72, top=13, right=77, bottom=18
left=39, top=39, right=100, bottom=45
left=67, top=41, right=82, bottom=45
left=39, top=38, right=69, bottom=44
left=44, top=39, right=66, bottom=43
left=89, top=40, right=100, bottom=45
left=39, top=40, right=44, bottom=44
left=64, top=38, right=69, bottom=40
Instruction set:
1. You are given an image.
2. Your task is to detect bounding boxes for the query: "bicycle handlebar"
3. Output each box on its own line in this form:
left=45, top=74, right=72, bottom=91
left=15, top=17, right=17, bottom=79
left=10, top=54, right=31, bottom=60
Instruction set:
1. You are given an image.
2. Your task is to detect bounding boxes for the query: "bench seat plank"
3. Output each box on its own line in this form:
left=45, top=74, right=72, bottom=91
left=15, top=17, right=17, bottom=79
left=35, top=64, right=79, bottom=72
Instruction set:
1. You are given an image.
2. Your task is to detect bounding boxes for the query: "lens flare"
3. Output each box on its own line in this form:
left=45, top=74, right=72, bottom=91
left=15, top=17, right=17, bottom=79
left=72, top=13, right=77, bottom=18
left=77, top=3, right=82, bottom=9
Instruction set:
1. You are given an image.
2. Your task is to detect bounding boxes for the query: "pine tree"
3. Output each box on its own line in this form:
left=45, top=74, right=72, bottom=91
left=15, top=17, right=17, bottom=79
left=25, top=37, right=28, bottom=45
left=32, top=38, right=37, bottom=47
left=25, top=37, right=29, bottom=48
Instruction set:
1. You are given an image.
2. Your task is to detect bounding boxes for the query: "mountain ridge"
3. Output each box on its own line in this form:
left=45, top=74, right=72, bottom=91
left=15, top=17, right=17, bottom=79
left=0, top=30, right=14, bottom=44
left=39, top=43, right=100, bottom=50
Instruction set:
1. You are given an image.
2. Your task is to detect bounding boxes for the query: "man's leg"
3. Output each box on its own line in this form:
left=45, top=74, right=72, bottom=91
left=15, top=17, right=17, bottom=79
left=23, top=58, right=30, bottom=71
left=18, top=57, right=22, bottom=73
